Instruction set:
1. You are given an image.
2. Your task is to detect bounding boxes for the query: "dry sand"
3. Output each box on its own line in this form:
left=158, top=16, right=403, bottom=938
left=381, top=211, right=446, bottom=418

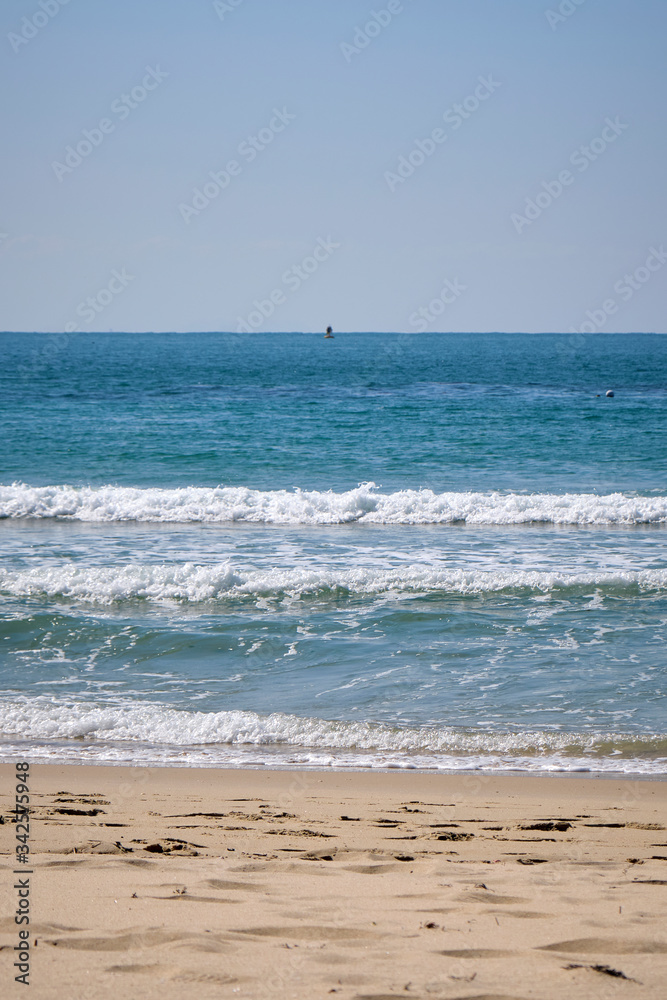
left=1, top=763, right=667, bottom=999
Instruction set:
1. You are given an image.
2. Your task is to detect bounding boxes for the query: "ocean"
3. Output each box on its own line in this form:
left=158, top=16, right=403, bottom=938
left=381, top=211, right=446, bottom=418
left=1, top=331, right=666, bottom=775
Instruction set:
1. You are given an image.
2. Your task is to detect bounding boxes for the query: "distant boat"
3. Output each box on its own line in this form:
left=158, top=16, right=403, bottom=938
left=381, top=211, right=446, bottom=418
left=324, top=326, right=334, bottom=339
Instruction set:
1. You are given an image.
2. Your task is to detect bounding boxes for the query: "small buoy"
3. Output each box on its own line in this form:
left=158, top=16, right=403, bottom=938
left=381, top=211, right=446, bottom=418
left=606, top=390, right=614, bottom=398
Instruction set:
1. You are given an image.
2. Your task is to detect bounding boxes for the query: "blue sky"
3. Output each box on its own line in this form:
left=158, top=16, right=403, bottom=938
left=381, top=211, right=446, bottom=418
left=1, top=0, right=666, bottom=333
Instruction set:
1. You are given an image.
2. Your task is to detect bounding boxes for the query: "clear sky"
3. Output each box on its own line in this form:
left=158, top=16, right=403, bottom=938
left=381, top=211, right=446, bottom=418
left=1, top=0, right=666, bottom=333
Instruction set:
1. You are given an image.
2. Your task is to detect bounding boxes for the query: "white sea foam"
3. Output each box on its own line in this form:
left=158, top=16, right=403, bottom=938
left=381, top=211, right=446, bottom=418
left=1, top=562, right=666, bottom=603
left=2, top=482, right=667, bottom=525
left=1, top=699, right=664, bottom=774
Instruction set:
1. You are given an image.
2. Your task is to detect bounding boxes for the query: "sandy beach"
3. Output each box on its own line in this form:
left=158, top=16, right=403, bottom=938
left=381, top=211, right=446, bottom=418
left=3, top=0, right=667, bottom=997
left=1, top=765, right=666, bottom=999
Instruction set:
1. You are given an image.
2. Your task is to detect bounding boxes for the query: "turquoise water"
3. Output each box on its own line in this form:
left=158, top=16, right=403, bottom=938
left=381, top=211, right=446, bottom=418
left=1, top=332, right=666, bottom=772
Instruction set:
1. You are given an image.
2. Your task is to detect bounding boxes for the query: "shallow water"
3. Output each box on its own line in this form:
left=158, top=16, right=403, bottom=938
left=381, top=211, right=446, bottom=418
left=1, top=332, right=666, bottom=773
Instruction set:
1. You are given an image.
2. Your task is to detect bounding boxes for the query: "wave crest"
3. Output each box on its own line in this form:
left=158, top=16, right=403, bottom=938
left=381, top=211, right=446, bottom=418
left=1, top=699, right=665, bottom=774
left=1, top=482, right=667, bottom=525
left=1, top=562, right=666, bottom=604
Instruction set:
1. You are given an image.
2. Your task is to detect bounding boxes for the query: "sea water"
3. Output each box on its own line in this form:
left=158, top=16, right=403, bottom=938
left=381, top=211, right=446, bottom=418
left=1, top=332, right=665, bottom=774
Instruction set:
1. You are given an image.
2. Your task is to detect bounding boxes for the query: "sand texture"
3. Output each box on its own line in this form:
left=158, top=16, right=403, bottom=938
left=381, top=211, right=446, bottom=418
left=1, top=765, right=667, bottom=999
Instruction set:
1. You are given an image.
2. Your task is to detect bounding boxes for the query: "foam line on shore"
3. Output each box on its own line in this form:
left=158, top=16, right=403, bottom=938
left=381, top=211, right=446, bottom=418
left=1, top=698, right=665, bottom=774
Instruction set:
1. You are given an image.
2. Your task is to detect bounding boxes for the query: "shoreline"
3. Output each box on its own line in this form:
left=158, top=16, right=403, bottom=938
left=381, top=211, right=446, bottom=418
left=2, top=751, right=666, bottom=780
left=2, top=735, right=666, bottom=780
left=2, top=763, right=666, bottom=998
left=5, top=759, right=667, bottom=797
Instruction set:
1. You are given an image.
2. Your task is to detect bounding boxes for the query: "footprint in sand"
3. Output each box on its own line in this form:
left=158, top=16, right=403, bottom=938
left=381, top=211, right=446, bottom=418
left=147, top=894, right=241, bottom=904
left=354, top=995, right=422, bottom=1000
left=538, top=937, right=667, bottom=954
left=42, top=859, right=87, bottom=867
left=445, top=996, right=532, bottom=1000
left=232, top=925, right=380, bottom=941
left=45, top=929, right=232, bottom=952
left=457, top=891, right=527, bottom=904
left=356, top=995, right=530, bottom=1000
left=106, top=964, right=237, bottom=985
left=344, top=864, right=403, bottom=875
left=229, top=862, right=271, bottom=873
left=205, top=878, right=266, bottom=891
left=437, top=948, right=514, bottom=958
left=0, top=919, right=82, bottom=933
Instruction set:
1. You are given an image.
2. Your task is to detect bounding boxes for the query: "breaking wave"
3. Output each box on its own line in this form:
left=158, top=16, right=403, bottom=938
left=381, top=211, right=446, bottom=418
left=1, top=699, right=665, bottom=774
left=1, top=562, right=666, bottom=604
left=1, top=482, right=667, bottom=525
